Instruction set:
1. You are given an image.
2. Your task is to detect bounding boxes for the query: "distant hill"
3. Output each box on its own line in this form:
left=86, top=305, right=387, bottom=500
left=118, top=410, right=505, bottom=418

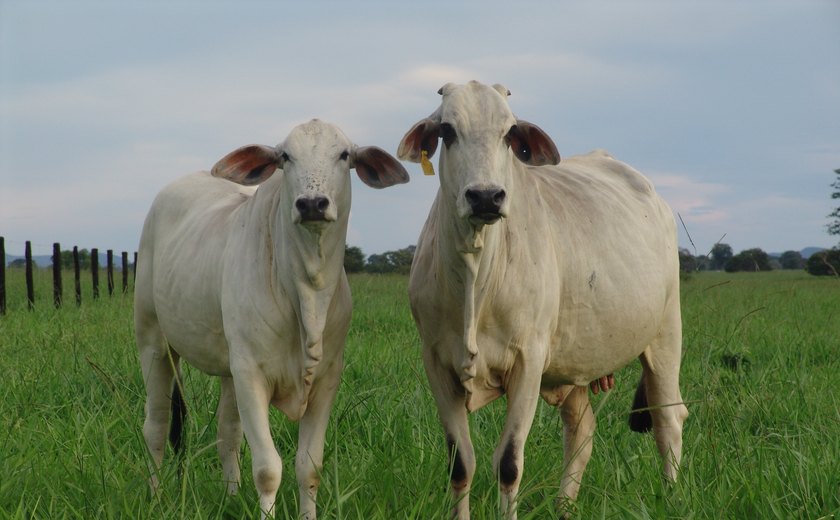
left=800, top=247, right=828, bottom=258
left=769, top=247, right=827, bottom=259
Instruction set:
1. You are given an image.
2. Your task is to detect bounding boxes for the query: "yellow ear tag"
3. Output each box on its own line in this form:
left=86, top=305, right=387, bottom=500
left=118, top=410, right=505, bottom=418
left=420, top=150, right=435, bottom=176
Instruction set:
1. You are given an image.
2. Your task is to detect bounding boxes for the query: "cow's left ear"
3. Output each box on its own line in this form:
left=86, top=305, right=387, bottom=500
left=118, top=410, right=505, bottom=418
left=351, top=146, right=410, bottom=189
left=506, top=121, right=561, bottom=166
left=211, top=145, right=280, bottom=185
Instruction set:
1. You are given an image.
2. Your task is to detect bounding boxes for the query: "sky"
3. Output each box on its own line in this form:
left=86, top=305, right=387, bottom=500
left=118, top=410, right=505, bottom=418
left=2, top=1, right=839, bottom=260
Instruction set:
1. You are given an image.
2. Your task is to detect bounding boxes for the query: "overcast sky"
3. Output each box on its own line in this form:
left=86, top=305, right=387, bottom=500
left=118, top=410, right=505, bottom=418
left=2, top=1, right=839, bottom=259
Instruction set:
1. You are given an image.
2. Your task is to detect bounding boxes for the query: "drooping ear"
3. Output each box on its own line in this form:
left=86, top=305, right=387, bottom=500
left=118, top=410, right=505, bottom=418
left=210, top=145, right=280, bottom=185
left=351, top=146, right=410, bottom=189
left=506, top=120, right=561, bottom=166
left=397, top=118, right=440, bottom=163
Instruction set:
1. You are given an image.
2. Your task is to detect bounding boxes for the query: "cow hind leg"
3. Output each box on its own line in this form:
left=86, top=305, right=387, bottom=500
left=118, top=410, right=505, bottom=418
left=558, top=385, right=596, bottom=507
left=638, top=302, right=689, bottom=482
left=216, top=376, right=242, bottom=495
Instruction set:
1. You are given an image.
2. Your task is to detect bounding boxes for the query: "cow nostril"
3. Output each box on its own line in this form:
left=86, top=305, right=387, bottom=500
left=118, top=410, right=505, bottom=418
left=493, top=189, right=506, bottom=206
left=315, top=197, right=329, bottom=212
left=465, top=189, right=479, bottom=204
left=295, top=199, right=308, bottom=212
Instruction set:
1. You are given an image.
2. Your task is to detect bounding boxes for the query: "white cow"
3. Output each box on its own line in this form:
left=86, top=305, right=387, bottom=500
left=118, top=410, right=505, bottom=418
left=398, top=81, right=688, bottom=519
left=134, top=119, right=408, bottom=519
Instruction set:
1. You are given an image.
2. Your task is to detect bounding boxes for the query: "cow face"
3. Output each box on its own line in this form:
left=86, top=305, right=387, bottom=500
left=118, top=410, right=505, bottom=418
left=277, top=120, right=355, bottom=229
left=398, top=81, right=560, bottom=227
left=212, top=119, right=408, bottom=232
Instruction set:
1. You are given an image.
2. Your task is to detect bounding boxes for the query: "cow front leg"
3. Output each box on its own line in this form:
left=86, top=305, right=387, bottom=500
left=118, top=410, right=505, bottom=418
left=232, top=366, right=281, bottom=519
left=295, top=363, right=342, bottom=520
left=424, top=353, right=475, bottom=519
left=216, top=376, right=243, bottom=495
left=493, top=362, right=542, bottom=520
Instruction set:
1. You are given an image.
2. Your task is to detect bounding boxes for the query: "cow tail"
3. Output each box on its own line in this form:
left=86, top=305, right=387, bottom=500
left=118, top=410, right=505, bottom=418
left=628, top=376, right=653, bottom=433
left=169, top=378, right=187, bottom=456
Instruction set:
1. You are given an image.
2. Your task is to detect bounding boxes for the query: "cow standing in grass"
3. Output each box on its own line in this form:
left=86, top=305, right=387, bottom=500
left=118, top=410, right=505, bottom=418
left=134, top=119, right=408, bottom=519
left=398, top=81, right=688, bottom=519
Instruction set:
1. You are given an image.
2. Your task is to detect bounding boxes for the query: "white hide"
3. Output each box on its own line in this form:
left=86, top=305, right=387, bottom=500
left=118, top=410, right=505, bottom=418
left=400, top=81, right=688, bottom=519
left=134, top=119, right=408, bottom=519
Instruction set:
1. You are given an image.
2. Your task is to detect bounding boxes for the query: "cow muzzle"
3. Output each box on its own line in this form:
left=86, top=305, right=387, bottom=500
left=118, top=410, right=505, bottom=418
left=294, top=195, right=335, bottom=224
left=464, top=187, right=506, bottom=225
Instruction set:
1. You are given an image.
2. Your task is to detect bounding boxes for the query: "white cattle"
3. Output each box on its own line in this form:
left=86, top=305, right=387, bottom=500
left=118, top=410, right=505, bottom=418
left=134, top=119, right=408, bottom=519
left=398, top=81, right=688, bottom=519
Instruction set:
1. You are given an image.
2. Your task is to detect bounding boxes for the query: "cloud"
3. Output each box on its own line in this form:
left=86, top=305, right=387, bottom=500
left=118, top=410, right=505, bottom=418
left=647, top=172, right=729, bottom=224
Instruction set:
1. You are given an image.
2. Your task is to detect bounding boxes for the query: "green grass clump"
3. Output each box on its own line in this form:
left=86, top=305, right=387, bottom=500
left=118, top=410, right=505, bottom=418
left=0, top=270, right=837, bottom=518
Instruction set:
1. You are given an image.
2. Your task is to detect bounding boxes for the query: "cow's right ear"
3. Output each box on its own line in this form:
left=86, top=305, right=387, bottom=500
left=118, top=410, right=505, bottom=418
left=397, top=118, right=440, bottom=163
left=211, top=145, right=280, bottom=186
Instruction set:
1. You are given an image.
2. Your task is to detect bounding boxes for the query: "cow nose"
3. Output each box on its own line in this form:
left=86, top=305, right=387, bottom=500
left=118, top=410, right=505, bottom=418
left=465, top=188, right=506, bottom=220
left=295, top=196, right=330, bottom=222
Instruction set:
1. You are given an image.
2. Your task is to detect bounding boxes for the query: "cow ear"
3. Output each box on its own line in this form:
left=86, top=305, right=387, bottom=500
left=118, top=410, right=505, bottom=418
left=211, top=145, right=280, bottom=185
left=397, top=118, right=440, bottom=163
left=506, top=121, right=561, bottom=166
left=351, top=146, right=410, bottom=189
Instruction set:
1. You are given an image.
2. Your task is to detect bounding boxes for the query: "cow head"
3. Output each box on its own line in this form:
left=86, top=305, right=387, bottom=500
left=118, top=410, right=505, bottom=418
left=212, top=119, right=409, bottom=230
left=398, top=81, right=560, bottom=226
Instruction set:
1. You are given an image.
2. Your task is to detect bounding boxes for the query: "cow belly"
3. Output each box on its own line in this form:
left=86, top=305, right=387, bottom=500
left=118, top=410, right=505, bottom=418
left=157, top=311, right=232, bottom=376
left=543, top=313, right=661, bottom=386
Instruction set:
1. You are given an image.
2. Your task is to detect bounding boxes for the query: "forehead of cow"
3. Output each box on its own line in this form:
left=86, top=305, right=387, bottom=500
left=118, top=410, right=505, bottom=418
left=283, top=119, right=351, bottom=155
left=440, top=82, right=515, bottom=133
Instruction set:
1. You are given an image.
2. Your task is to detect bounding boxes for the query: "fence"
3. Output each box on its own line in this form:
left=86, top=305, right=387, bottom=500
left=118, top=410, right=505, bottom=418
left=0, top=237, right=137, bottom=314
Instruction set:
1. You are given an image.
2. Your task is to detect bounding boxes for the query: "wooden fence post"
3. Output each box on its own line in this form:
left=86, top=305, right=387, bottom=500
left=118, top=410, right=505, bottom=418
left=25, top=241, right=34, bottom=311
left=121, top=252, right=129, bottom=294
left=52, top=243, right=63, bottom=308
left=0, top=236, right=6, bottom=316
left=73, top=246, right=82, bottom=306
left=91, top=248, right=100, bottom=299
left=107, top=250, right=114, bottom=296
left=133, top=252, right=138, bottom=282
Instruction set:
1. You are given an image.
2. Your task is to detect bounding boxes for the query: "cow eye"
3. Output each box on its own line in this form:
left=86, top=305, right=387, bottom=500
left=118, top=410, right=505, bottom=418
left=440, top=123, right=457, bottom=147
left=339, top=150, right=350, bottom=161
left=280, top=151, right=291, bottom=162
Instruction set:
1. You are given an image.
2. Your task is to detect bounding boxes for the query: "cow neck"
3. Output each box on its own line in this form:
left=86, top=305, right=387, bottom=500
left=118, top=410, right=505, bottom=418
left=266, top=187, right=346, bottom=388
left=436, top=167, right=511, bottom=405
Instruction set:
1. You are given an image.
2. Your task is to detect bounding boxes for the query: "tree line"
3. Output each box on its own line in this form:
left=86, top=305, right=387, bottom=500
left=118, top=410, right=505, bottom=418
left=679, top=243, right=839, bottom=276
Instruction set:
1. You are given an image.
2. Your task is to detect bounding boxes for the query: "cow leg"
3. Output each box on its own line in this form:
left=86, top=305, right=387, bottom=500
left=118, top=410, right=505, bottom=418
left=492, top=362, right=542, bottom=520
left=216, top=376, right=243, bottom=495
left=640, top=299, right=689, bottom=482
left=423, top=352, right=475, bottom=520
left=137, top=324, right=179, bottom=493
left=295, top=362, right=342, bottom=520
left=232, top=366, right=281, bottom=519
left=558, top=385, right=596, bottom=506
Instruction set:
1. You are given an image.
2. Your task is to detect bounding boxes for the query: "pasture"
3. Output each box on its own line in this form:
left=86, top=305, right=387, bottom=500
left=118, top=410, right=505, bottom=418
left=0, top=268, right=837, bottom=518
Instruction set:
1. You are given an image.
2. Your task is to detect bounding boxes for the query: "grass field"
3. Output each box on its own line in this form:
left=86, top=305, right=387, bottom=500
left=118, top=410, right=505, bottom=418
left=0, top=268, right=838, bottom=518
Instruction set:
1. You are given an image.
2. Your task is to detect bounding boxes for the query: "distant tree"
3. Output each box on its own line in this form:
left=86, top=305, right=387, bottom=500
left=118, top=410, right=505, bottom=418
left=365, top=245, right=416, bottom=274
left=9, top=258, right=32, bottom=268
left=344, top=245, right=366, bottom=273
left=365, top=253, right=391, bottom=274
left=828, top=168, right=840, bottom=245
left=678, top=248, right=697, bottom=272
left=778, top=250, right=805, bottom=270
left=710, top=243, right=733, bottom=270
left=724, top=248, right=772, bottom=272
left=805, top=248, right=840, bottom=277
left=60, top=248, right=91, bottom=270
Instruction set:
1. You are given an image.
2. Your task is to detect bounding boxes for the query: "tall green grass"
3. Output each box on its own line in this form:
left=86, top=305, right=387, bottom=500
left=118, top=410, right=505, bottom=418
left=0, top=270, right=837, bottom=518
